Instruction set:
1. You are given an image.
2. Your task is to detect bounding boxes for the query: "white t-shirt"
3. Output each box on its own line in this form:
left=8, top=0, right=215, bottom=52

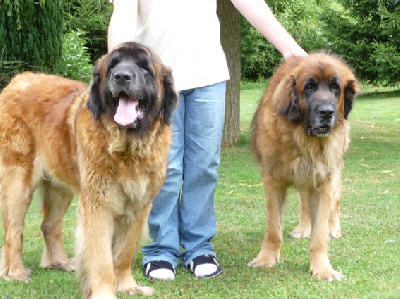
left=112, top=0, right=230, bottom=91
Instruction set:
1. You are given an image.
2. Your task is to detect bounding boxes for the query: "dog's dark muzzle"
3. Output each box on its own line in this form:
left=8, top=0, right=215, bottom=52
left=307, top=102, right=337, bottom=137
left=113, top=69, right=135, bottom=85
left=109, top=64, right=146, bottom=100
left=316, top=103, right=335, bottom=120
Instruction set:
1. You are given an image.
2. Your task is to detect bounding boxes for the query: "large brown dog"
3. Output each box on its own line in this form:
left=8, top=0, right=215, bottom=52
left=0, top=42, right=177, bottom=298
left=249, top=53, right=358, bottom=281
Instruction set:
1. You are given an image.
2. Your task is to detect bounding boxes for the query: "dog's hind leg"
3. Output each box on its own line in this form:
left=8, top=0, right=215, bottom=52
left=291, top=190, right=342, bottom=239
left=329, top=176, right=342, bottom=238
left=0, top=117, right=39, bottom=282
left=290, top=190, right=312, bottom=238
left=329, top=197, right=342, bottom=238
left=38, top=180, right=75, bottom=272
left=0, top=166, right=35, bottom=282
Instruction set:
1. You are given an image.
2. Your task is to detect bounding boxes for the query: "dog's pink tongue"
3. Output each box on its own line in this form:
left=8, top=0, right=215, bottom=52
left=114, top=98, right=138, bottom=126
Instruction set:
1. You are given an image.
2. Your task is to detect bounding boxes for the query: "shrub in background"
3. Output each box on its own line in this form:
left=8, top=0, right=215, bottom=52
left=63, top=0, right=112, bottom=63
left=241, top=19, right=281, bottom=81
left=60, top=30, right=93, bottom=83
left=241, top=0, right=400, bottom=86
left=0, top=0, right=63, bottom=89
left=240, top=0, right=326, bottom=81
left=319, top=0, right=400, bottom=85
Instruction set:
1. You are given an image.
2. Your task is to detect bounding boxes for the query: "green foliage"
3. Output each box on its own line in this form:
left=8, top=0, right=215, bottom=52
left=240, top=0, right=327, bottom=81
left=60, top=30, right=93, bottom=83
left=241, top=20, right=281, bottom=81
left=0, top=54, right=25, bottom=91
left=63, top=0, right=113, bottom=62
left=319, top=0, right=400, bottom=85
left=0, top=0, right=63, bottom=72
left=370, top=42, right=400, bottom=86
left=276, top=1, right=327, bottom=51
left=0, top=0, right=63, bottom=89
left=241, top=0, right=400, bottom=85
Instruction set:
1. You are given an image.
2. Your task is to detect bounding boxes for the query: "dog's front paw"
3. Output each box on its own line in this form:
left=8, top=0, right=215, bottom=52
left=290, top=225, right=311, bottom=238
left=0, top=267, right=32, bottom=282
left=310, top=266, right=344, bottom=282
left=40, top=257, right=75, bottom=272
left=122, top=286, right=154, bottom=296
left=329, top=229, right=343, bottom=239
left=247, top=250, right=280, bottom=268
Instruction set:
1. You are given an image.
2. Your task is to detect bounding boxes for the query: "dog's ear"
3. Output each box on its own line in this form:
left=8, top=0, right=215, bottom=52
left=287, top=86, right=302, bottom=123
left=272, top=74, right=302, bottom=123
left=87, top=62, right=104, bottom=119
left=344, top=79, right=358, bottom=119
left=160, top=67, right=178, bottom=125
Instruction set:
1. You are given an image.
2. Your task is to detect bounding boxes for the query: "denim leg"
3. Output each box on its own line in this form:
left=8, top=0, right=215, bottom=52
left=142, top=93, right=185, bottom=269
left=179, top=81, right=226, bottom=266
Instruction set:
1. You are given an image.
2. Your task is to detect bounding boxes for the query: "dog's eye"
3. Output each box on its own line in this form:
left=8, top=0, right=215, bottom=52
left=140, top=67, right=154, bottom=77
left=331, top=83, right=340, bottom=90
left=304, top=83, right=314, bottom=91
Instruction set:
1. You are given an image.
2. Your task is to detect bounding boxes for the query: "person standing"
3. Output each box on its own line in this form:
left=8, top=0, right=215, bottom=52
left=108, top=0, right=307, bottom=281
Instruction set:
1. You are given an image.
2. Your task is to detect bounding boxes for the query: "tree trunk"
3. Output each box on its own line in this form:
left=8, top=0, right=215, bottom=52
left=217, top=0, right=241, bottom=147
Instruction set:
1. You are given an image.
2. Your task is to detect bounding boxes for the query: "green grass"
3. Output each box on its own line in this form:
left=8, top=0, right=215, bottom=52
left=1, top=86, right=400, bottom=298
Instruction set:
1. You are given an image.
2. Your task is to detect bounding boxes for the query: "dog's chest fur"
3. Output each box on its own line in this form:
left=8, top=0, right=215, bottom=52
left=263, top=117, right=350, bottom=188
left=69, top=99, right=170, bottom=216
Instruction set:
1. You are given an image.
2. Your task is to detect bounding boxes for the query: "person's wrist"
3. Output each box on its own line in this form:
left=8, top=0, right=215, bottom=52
left=282, top=48, right=308, bottom=60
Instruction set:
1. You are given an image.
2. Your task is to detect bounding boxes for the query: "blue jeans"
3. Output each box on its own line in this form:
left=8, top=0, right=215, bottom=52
left=142, top=81, right=226, bottom=268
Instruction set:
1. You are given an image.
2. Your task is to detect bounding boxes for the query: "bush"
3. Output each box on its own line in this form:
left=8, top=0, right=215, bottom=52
left=63, top=0, right=112, bottom=62
left=60, top=30, right=93, bottom=83
left=370, top=42, right=400, bottom=86
left=240, top=0, right=326, bottom=81
left=241, top=19, right=281, bottom=81
left=0, top=60, right=26, bottom=91
left=0, top=0, right=63, bottom=89
left=319, top=0, right=400, bottom=85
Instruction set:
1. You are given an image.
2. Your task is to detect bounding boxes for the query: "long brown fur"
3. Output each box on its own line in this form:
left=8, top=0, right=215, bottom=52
left=249, top=52, right=358, bottom=281
left=0, top=42, right=177, bottom=298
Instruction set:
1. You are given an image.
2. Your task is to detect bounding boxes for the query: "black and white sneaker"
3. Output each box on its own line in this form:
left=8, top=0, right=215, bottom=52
left=187, top=255, right=222, bottom=278
left=143, top=260, right=175, bottom=281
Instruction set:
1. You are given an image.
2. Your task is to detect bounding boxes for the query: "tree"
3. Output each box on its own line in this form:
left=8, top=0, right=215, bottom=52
left=0, top=0, right=63, bottom=77
left=63, top=0, right=112, bottom=62
left=320, top=0, right=400, bottom=85
left=240, top=0, right=326, bottom=81
left=217, top=0, right=241, bottom=147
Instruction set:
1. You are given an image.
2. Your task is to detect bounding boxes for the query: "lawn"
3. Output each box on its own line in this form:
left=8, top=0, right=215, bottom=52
left=1, top=85, right=399, bottom=298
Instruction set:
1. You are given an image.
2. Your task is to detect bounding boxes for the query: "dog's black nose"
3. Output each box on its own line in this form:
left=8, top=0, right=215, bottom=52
left=317, top=104, right=335, bottom=119
left=113, top=70, right=133, bottom=83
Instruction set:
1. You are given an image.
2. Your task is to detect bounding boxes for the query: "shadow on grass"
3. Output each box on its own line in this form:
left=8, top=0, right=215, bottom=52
left=358, top=88, right=400, bottom=99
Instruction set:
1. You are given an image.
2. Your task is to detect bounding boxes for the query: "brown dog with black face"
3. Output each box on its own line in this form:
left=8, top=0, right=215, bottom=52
left=249, top=52, right=358, bottom=281
left=0, top=42, right=177, bottom=298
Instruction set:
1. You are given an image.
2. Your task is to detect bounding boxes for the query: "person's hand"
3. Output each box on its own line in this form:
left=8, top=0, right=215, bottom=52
left=282, top=48, right=308, bottom=60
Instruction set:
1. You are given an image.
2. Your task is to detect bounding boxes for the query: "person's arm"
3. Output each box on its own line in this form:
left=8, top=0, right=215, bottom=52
left=230, top=0, right=307, bottom=59
left=107, top=0, right=138, bottom=52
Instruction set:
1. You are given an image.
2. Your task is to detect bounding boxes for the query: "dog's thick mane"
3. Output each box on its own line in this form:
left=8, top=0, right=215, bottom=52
left=103, top=117, right=164, bottom=155
left=291, top=121, right=349, bottom=188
